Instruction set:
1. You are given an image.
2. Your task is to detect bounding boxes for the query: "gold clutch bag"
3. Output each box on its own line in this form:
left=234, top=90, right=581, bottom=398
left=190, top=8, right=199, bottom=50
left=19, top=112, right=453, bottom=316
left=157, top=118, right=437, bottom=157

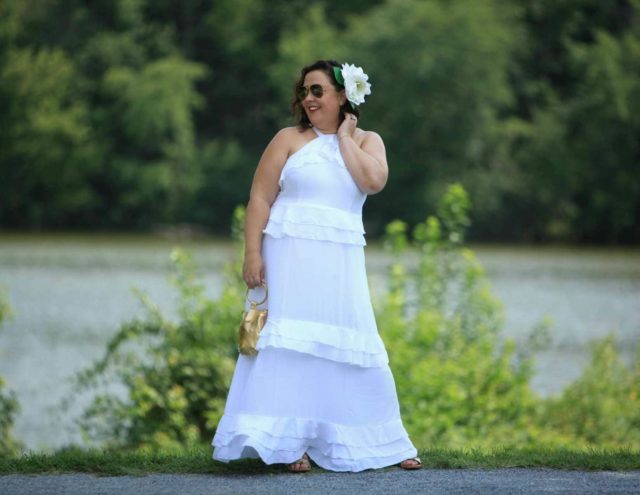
left=237, top=282, right=268, bottom=356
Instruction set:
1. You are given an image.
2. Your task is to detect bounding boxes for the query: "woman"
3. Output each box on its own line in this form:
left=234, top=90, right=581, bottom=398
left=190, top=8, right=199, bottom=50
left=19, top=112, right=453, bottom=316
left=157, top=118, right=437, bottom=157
left=211, top=59, right=422, bottom=472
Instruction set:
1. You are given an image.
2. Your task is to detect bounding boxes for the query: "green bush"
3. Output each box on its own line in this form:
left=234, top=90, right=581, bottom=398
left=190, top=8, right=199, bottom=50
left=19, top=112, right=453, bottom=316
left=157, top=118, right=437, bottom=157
left=537, top=334, right=640, bottom=449
left=376, top=183, right=640, bottom=450
left=67, top=184, right=640, bottom=451
left=376, top=184, right=555, bottom=449
left=65, top=207, right=246, bottom=450
left=0, top=286, right=22, bottom=457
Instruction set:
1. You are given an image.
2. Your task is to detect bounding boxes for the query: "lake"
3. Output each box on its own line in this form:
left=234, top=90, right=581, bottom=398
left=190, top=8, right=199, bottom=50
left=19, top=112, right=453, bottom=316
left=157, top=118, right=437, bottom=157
left=0, top=233, right=638, bottom=452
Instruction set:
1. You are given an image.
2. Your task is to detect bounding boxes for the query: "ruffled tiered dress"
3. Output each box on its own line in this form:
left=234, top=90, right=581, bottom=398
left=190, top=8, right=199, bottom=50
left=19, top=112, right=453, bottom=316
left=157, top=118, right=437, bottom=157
left=211, top=126, right=418, bottom=472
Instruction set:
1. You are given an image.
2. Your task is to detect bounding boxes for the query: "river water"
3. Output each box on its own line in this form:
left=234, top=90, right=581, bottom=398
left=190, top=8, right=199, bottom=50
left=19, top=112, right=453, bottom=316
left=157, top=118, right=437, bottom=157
left=0, top=233, right=638, bottom=452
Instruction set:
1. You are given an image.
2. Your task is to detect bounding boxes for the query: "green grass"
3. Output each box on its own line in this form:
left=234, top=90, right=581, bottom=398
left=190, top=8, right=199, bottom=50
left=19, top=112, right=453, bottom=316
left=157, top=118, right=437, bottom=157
left=1, top=445, right=639, bottom=476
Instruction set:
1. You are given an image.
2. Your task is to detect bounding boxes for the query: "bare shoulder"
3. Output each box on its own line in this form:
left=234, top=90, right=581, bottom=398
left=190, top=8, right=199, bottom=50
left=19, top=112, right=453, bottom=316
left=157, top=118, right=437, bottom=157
left=275, top=126, right=301, bottom=137
left=251, top=128, right=301, bottom=204
left=257, top=126, right=314, bottom=176
left=260, top=126, right=292, bottom=159
left=283, top=125, right=318, bottom=157
left=270, top=126, right=297, bottom=147
left=359, top=129, right=384, bottom=145
left=355, top=128, right=385, bottom=150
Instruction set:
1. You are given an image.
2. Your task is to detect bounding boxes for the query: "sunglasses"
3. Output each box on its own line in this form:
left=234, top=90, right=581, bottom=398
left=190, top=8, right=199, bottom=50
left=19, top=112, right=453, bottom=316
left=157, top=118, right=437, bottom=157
left=296, top=84, right=333, bottom=101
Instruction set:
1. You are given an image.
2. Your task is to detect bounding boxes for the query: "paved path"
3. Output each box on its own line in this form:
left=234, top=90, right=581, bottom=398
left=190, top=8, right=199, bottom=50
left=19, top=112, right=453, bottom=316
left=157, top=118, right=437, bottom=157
left=2, top=468, right=640, bottom=494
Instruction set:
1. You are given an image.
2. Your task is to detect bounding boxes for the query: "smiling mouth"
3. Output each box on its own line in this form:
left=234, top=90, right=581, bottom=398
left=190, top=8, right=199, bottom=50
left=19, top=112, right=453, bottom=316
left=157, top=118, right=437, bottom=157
left=307, top=106, right=319, bottom=112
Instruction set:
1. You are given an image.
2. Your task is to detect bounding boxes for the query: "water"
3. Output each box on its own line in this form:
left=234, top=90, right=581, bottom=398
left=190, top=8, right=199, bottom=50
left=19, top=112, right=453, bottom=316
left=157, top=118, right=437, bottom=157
left=0, top=233, right=638, bottom=452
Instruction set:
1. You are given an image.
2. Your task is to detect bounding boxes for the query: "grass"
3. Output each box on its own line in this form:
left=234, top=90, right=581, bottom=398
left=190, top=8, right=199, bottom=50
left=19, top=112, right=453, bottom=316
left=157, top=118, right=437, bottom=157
left=1, top=445, right=639, bottom=476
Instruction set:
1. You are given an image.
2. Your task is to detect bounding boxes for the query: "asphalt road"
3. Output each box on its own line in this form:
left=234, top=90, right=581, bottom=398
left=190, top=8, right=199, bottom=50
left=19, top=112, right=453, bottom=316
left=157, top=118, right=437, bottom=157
left=2, top=468, right=640, bottom=495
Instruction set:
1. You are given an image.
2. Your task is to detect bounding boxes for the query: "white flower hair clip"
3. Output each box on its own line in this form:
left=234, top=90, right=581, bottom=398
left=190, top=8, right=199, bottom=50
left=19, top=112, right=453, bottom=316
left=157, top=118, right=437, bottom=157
left=333, top=63, right=372, bottom=109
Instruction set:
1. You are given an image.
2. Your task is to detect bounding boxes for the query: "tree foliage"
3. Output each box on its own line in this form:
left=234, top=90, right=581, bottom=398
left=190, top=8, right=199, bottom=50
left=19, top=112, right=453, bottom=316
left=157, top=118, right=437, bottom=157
left=0, top=0, right=638, bottom=242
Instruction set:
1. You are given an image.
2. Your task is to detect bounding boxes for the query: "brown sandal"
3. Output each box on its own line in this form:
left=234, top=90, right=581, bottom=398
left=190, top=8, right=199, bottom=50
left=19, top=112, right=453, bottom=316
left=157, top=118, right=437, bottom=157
left=287, top=452, right=311, bottom=472
left=400, top=456, right=422, bottom=469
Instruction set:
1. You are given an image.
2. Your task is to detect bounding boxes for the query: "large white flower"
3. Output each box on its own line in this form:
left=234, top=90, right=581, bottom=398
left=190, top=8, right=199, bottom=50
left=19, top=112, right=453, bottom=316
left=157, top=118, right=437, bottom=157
left=340, top=63, right=372, bottom=107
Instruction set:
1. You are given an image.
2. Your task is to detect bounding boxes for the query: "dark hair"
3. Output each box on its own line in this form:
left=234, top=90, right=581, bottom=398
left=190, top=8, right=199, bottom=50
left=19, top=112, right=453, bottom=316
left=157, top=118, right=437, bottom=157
left=291, top=59, right=360, bottom=131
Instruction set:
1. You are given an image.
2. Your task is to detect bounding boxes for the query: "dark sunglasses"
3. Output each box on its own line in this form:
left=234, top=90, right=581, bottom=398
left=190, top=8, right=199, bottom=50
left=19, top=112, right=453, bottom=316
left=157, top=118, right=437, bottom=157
left=296, top=84, right=333, bottom=101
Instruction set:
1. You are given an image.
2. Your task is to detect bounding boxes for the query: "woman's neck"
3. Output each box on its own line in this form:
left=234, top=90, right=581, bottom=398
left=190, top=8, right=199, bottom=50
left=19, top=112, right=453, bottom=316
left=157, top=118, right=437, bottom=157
left=312, top=120, right=339, bottom=135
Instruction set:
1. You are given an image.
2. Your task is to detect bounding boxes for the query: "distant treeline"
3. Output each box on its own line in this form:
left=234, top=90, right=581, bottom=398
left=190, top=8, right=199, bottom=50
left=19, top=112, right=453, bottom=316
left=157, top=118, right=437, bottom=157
left=0, top=0, right=638, bottom=243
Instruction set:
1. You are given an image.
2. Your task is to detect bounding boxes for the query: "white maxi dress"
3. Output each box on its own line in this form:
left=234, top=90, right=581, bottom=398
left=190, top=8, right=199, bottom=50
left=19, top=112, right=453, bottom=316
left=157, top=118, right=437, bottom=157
left=211, top=126, right=418, bottom=472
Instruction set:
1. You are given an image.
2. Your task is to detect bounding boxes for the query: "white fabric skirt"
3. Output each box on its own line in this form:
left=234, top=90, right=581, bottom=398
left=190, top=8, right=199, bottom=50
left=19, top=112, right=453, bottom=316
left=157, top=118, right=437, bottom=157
left=211, top=233, right=418, bottom=472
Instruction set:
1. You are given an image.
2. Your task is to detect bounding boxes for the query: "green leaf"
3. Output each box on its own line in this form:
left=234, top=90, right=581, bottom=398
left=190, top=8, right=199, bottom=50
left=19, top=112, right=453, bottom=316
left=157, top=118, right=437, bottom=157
left=333, top=66, right=344, bottom=86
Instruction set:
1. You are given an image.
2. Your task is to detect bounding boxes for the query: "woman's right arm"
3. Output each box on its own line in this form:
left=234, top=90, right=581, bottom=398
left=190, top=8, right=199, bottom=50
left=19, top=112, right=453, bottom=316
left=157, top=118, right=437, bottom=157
left=243, top=128, right=291, bottom=288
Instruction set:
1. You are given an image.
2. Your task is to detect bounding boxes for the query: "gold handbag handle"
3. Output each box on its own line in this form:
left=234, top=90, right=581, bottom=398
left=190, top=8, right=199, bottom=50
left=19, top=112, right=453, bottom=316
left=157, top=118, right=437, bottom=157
left=246, top=281, right=268, bottom=306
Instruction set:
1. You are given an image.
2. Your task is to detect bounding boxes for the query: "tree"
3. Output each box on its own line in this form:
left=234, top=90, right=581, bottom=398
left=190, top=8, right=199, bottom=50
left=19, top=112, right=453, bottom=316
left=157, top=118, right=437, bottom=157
left=271, top=0, right=517, bottom=236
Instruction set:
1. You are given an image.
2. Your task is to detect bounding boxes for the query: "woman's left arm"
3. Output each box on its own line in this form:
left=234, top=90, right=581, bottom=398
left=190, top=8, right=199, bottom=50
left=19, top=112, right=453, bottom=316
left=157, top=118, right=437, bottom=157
left=338, top=125, right=389, bottom=195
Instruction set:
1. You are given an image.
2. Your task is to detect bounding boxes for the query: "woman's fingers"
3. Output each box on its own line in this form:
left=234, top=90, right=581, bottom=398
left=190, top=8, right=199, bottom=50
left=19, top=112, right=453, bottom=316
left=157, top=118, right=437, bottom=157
left=242, top=255, right=265, bottom=288
left=245, top=278, right=259, bottom=289
left=338, top=113, right=357, bottom=137
left=244, top=273, right=260, bottom=288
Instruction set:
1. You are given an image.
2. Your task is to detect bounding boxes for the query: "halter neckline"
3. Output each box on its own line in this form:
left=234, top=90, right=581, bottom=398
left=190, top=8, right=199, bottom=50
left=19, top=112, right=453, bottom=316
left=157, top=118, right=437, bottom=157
left=312, top=126, right=336, bottom=136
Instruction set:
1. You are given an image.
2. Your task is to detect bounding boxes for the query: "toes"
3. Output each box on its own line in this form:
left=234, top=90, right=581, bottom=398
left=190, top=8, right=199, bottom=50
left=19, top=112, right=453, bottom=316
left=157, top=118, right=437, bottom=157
left=401, top=457, right=421, bottom=468
left=287, top=453, right=311, bottom=472
left=288, top=459, right=308, bottom=471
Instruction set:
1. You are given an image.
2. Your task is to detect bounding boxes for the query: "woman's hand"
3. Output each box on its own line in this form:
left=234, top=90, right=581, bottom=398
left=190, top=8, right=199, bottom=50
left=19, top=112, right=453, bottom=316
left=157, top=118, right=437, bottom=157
left=337, top=112, right=358, bottom=139
left=243, top=251, right=265, bottom=289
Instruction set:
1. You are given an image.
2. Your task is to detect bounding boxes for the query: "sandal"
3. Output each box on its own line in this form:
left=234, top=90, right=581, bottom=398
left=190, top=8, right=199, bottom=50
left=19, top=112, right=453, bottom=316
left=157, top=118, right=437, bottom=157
left=399, top=456, right=422, bottom=470
left=287, top=452, right=311, bottom=473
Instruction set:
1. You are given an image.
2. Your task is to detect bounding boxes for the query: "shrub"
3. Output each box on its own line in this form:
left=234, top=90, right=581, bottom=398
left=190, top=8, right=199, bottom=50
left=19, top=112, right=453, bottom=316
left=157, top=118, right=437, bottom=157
left=64, top=207, right=246, bottom=450
left=0, top=286, right=22, bottom=457
left=536, top=334, right=640, bottom=449
left=376, top=184, right=555, bottom=449
left=66, top=184, right=640, bottom=451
